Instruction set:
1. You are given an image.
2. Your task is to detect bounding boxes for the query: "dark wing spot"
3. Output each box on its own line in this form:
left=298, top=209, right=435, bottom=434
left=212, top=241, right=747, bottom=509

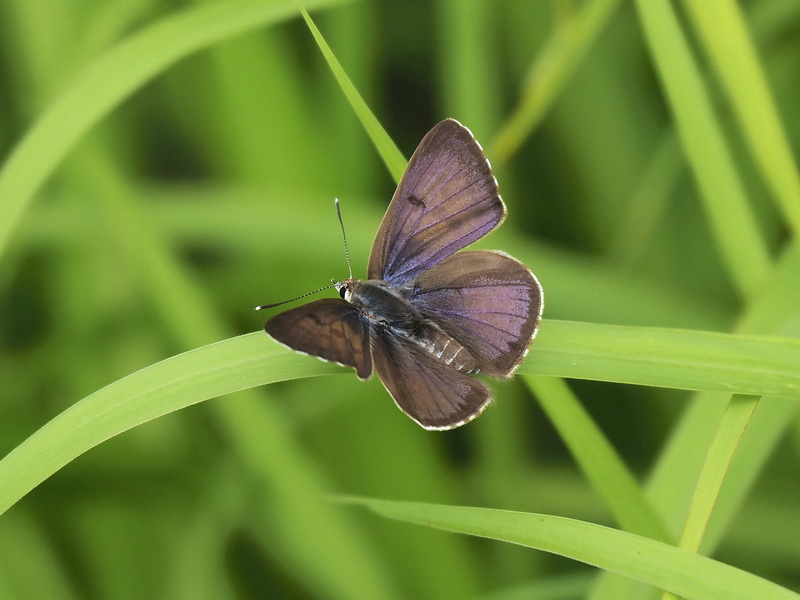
left=406, top=194, right=425, bottom=207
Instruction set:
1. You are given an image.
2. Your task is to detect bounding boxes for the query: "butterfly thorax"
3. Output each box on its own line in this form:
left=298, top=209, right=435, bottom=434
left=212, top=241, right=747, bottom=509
left=339, top=278, right=480, bottom=373
left=339, top=278, right=416, bottom=328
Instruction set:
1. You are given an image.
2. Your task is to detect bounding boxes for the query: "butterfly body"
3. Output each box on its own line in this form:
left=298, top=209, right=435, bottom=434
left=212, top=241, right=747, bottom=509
left=263, top=119, right=543, bottom=430
left=338, top=278, right=417, bottom=333
left=338, top=277, right=482, bottom=374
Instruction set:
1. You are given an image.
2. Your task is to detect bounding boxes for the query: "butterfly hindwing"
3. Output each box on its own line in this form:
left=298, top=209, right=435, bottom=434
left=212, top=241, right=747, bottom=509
left=367, top=119, right=506, bottom=284
left=411, top=250, right=543, bottom=377
left=371, top=328, right=493, bottom=430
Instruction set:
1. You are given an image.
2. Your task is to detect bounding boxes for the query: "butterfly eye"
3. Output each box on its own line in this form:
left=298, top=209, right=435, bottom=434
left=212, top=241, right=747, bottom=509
left=339, top=286, right=347, bottom=299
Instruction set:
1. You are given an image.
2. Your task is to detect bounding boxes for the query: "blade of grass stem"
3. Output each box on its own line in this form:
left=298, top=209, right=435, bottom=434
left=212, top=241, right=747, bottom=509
left=634, top=0, right=771, bottom=299
left=675, top=394, right=760, bottom=554
left=525, top=376, right=673, bottom=542
left=659, top=394, right=760, bottom=600
left=491, top=0, right=621, bottom=162
left=529, top=320, right=800, bottom=401
left=297, top=3, right=406, bottom=181
left=682, top=0, right=800, bottom=237
left=339, top=497, right=800, bottom=600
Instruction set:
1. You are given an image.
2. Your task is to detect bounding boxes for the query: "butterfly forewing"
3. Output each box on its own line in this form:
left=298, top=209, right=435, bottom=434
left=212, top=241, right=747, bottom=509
left=411, top=250, right=543, bottom=377
left=371, top=329, right=493, bottom=430
left=367, top=119, right=506, bottom=284
left=265, top=299, right=372, bottom=379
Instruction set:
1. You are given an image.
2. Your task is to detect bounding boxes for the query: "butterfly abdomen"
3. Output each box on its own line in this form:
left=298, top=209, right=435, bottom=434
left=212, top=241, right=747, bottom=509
left=351, top=279, right=480, bottom=373
left=392, top=319, right=478, bottom=374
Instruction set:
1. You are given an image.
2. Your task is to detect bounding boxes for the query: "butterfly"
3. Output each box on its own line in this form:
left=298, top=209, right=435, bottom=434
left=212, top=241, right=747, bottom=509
left=259, top=119, right=543, bottom=430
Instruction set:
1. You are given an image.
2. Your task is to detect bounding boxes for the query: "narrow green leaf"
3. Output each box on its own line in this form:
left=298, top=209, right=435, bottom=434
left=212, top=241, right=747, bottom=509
left=491, top=0, right=621, bottom=161
left=682, top=0, right=800, bottom=237
left=634, top=0, right=771, bottom=298
left=339, top=497, right=800, bottom=600
left=661, top=396, right=761, bottom=600
left=3, top=320, right=799, bottom=518
left=675, top=395, right=760, bottom=555
left=525, top=376, right=673, bottom=543
left=530, top=320, right=800, bottom=401
left=298, top=3, right=407, bottom=182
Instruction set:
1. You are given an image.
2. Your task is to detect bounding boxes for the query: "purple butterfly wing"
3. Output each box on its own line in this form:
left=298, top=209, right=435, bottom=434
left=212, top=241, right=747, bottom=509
left=411, top=250, right=543, bottom=377
left=368, top=119, right=506, bottom=284
left=265, top=299, right=372, bottom=379
left=371, top=329, right=492, bottom=430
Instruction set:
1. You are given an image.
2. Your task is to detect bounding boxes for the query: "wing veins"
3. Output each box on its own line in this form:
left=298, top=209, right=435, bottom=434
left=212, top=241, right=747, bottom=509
left=409, top=131, right=461, bottom=188
left=410, top=192, right=495, bottom=238
left=386, top=160, right=490, bottom=273
left=391, top=201, right=495, bottom=274
left=421, top=357, right=464, bottom=419
left=390, top=221, right=496, bottom=280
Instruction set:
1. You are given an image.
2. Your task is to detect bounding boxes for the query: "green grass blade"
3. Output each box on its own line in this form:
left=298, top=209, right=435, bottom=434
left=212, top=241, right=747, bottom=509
left=0, top=0, right=353, bottom=260
left=682, top=0, right=800, bottom=236
left=0, top=333, right=329, bottom=516
left=591, top=246, right=800, bottom=599
left=525, top=376, right=673, bottom=542
left=339, top=497, right=800, bottom=600
left=674, top=394, right=760, bottom=554
left=529, top=320, right=800, bottom=400
left=660, top=394, right=761, bottom=600
left=437, top=0, right=500, bottom=135
left=3, top=319, right=798, bottom=517
left=634, top=0, right=771, bottom=298
left=491, top=0, right=621, bottom=161
left=298, top=3, right=407, bottom=182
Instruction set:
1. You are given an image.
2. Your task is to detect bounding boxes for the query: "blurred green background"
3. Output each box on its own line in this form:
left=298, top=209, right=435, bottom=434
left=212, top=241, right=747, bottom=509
left=1, top=0, right=799, bottom=598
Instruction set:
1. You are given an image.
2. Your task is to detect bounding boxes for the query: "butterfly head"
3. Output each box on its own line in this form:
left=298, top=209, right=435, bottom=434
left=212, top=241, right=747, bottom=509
left=334, top=277, right=362, bottom=304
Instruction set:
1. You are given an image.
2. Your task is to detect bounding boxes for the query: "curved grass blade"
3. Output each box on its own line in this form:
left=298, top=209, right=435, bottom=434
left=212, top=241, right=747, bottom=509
left=297, top=2, right=406, bottom=182
left=674, top=394, right=760, bottom=554
left=339, top=497, right=800, bottom=600
left=3, top=320, right=799, bottom=518
left=660, top=394, right=761, bottom=600
left=0, top=333, right=336, bottom=516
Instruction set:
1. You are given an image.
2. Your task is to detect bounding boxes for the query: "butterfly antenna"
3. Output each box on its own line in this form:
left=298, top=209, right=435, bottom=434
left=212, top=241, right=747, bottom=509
left=254, top=283, right=336, bottom=311
left=256, top=199, right=352, bottom=311
left=335, top=198, right=353, bottom=279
